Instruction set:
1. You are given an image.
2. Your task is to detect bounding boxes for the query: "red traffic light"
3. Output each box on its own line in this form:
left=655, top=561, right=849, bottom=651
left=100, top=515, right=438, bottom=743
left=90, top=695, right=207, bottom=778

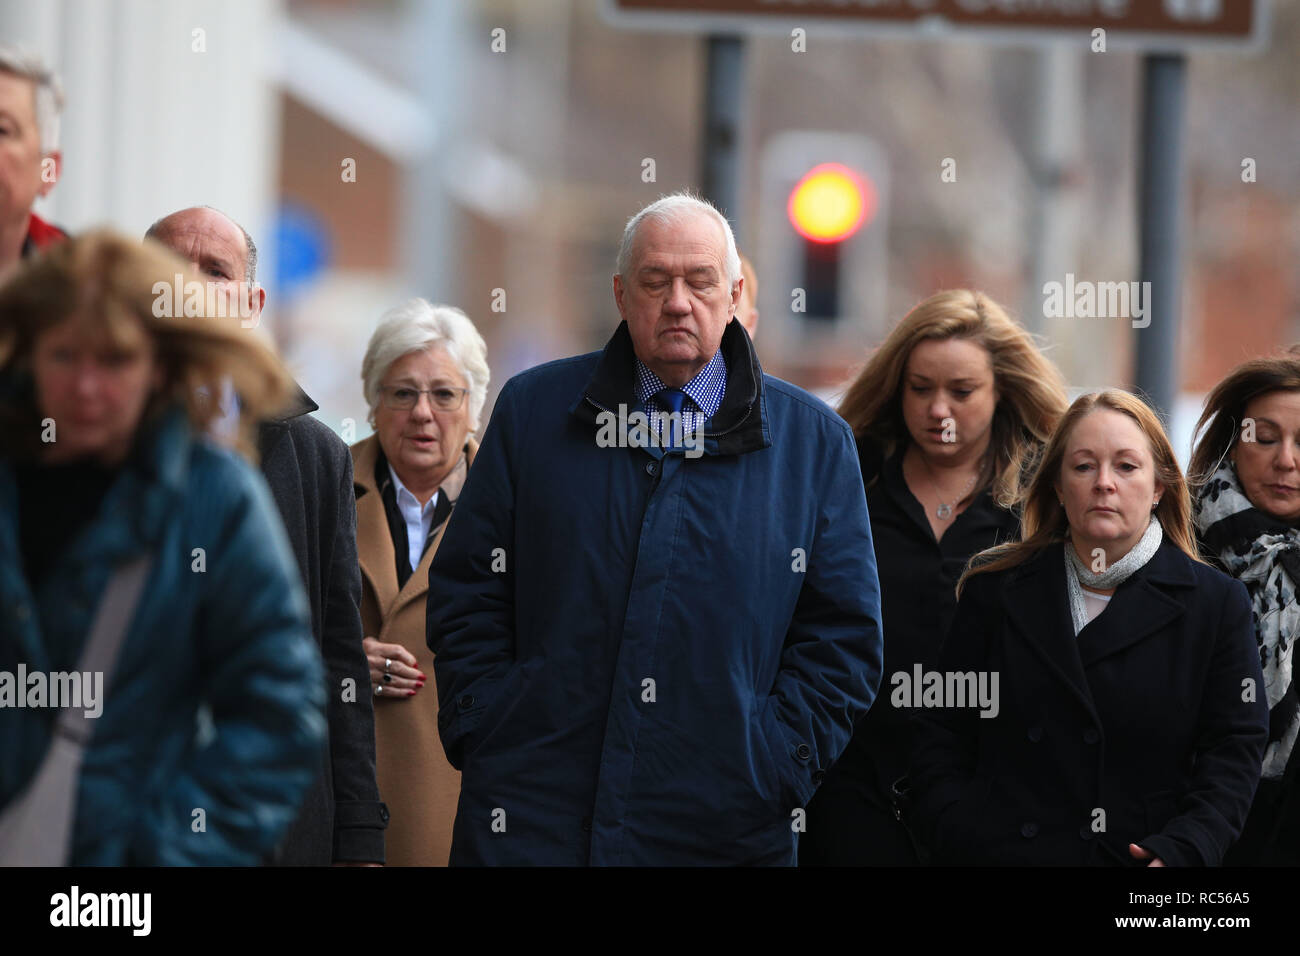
left=787, top=163, right=876, bottom=243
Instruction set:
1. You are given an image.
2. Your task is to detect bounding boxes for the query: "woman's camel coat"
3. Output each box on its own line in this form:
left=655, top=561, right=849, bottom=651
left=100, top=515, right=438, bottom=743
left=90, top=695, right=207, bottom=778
left=351, top=434, right=476, bottom=866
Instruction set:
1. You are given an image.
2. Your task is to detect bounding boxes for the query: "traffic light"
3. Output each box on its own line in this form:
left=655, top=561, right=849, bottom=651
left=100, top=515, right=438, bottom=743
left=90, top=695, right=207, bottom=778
left=786, top=162, right=877, bottom=321
left=787, top=162, right=875, bottom=243
left=756, top=132, right=889, bottom=354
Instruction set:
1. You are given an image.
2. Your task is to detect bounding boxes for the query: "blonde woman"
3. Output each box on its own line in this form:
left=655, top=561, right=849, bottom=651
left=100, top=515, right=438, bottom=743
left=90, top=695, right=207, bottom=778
left=802, top=290, right=1067, bottom=866
left=910, top=390, right=1268, bottom=866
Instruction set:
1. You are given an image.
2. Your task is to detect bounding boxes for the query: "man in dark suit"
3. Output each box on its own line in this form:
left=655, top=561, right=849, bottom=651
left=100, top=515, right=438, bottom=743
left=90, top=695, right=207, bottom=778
left=148, top=206, right=387, bottom=865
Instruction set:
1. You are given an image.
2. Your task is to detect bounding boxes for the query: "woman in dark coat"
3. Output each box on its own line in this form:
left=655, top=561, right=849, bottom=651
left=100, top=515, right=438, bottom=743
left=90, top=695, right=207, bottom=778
left=1190, top=348, right=1300, bottom=864
left=910, top=389, right=1269, bottom=866
left=801, top=289, right=1067, bottom=865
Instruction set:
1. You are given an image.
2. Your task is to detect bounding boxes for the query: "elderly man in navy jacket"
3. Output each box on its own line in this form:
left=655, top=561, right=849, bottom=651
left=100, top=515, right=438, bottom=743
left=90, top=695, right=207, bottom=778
left=428, top=193, right=883, bottom=866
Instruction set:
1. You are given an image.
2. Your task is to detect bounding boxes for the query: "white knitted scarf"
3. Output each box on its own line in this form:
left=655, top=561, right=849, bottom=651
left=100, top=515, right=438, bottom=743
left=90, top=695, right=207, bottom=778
left=1063, top=515, right=1163, bottom=637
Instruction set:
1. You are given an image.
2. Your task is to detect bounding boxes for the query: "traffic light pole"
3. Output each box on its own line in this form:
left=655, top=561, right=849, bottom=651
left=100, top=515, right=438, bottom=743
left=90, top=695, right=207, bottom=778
left=701, top=35, right=747, bottom=235
left=1135, top=53, right=1187, bottom=427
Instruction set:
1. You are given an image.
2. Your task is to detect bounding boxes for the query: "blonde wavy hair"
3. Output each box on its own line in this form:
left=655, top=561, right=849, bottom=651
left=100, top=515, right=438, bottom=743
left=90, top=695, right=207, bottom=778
left=0, top=229, right=294, bottom=462
left=837, top=289, right=1067, bottom=508
left=959, top=389, right=1203, bottom=596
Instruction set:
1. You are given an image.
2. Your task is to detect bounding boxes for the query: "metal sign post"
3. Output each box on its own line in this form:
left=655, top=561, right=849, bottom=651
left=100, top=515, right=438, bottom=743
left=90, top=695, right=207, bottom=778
left=1136, top=53, right=1188, bottom=425
left=604, top=0, right=1269, bottom=411
left=701, top=35, right=747, bottom=236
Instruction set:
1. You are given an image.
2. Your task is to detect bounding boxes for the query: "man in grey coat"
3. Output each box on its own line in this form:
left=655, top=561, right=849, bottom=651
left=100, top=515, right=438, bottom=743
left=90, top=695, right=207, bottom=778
left=148, top=207, right=387, bottom=865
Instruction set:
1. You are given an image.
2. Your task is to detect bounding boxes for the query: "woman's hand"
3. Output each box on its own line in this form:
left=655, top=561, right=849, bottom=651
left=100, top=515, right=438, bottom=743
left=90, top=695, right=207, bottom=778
left=363, top=637, right=425, bottom=699
left=1129, top=843, right=1165, bottom=867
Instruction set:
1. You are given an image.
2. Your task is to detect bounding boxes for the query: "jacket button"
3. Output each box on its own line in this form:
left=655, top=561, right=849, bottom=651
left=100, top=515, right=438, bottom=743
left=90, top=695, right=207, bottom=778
left=1020, top=822, right=1038, bottom=838
left=795, top=743, right=812, bottom=761
left=380, top=805, right=390, bottom=823
left=458, top=694, right=474, bottom=709
left=812, top=769, right=826, bottom=785
left=1083, top=728, right=1100, bottom=745
left=1027, top=726, right=1043, bottom=743
left=581, top=816, right=592, bottom=832
left=645, top=461, right=659, bottom=476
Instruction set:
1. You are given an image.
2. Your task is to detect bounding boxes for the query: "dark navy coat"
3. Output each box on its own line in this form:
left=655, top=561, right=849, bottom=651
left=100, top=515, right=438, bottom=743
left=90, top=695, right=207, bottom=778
left=428, top=320, right=883, bottom=865
left=910, top=539, right=1268, bottom=866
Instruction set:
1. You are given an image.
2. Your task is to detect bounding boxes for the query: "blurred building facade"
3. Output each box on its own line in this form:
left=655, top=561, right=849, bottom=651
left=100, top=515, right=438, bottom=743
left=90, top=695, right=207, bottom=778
left=4, top=0, right=1297, bottom=457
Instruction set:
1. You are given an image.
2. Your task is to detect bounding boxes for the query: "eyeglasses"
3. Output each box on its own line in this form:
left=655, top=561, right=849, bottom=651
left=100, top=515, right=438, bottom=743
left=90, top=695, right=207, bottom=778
left=379, top=385, right=469, bottom=412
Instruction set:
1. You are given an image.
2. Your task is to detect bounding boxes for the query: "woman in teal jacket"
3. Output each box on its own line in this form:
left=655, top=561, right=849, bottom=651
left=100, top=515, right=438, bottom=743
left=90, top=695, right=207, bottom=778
left=0, top=231, right=327, bottom=865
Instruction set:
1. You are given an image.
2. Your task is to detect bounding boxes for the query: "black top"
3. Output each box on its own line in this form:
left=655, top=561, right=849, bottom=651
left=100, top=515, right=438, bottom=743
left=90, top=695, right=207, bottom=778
left=15, top=457, right=121, bottom=593
left=833, top=436, right=1020, bottom=808
left=374, top=445, right=452, bottom=590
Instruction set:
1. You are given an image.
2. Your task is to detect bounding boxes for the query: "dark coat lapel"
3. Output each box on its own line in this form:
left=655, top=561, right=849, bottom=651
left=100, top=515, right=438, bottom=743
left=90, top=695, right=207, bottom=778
left=1075, top=540, right=1192, bottom=669
left=257, top=384, right=318, bottom=462
left=878, top=448, right=934, bottom=542
left=1003, top=543, right=1099, bottom=724
left=351, top=435, right=402, bottom=616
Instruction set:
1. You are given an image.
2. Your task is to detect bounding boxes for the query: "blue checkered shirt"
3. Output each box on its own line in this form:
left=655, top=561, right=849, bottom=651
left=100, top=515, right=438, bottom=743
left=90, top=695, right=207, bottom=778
left=633, top=348, right=727, bottom=446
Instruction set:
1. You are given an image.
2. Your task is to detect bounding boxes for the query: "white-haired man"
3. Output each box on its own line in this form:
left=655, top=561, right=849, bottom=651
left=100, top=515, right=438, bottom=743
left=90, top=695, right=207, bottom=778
left=0, top=47, right=65, bottom=275
left=147, top=206, right=388, bottom=866
left=429, top=192, right=884, bottom=865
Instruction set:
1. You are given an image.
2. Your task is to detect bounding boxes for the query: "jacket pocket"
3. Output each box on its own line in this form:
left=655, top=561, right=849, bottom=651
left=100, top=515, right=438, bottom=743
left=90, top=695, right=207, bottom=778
left=1144, top=788, right=1180, bottom=835
left=931, top=777, right=993, bottom=864
left=1096, top=836, right=1146, bottom=867
left=756, top=696, right=815, bottom=813
left=461, top=662, right=529, bottom=759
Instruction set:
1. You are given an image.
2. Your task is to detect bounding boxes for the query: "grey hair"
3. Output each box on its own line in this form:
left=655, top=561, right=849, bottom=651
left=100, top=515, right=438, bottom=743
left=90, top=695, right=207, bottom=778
left=232, top=217, right=257, bottom=286
left=144, top=205, right=257, bottom=285
left=615, top=192, right=741, bottom=288
left=0, top=47, right=64, bottom=153
left=361, top=299, right=490, bottom=431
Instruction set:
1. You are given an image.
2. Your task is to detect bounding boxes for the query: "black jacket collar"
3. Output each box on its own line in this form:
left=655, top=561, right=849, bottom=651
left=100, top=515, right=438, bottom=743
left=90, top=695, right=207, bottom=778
left=257, top=382, right=318, bottom=458
left=1001, top=538, right=1196, bottom=721
left=272, top=383, right=318, bottom=423
left=570, top=319, right=769, bottom=456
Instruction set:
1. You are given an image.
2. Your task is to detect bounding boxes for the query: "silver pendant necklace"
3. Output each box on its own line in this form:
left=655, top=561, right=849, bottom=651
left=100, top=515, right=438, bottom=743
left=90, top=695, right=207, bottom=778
left=920, top=454, right=979, bottom=520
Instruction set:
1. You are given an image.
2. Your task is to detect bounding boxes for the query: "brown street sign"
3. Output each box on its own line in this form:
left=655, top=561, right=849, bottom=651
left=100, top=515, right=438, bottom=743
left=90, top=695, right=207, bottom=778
left=604, top=0, right=1269, bottom=52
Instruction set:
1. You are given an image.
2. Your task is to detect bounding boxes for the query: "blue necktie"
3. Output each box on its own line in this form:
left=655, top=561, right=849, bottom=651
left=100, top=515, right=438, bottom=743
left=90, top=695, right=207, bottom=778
left=656, top=387, right=687, bottom=449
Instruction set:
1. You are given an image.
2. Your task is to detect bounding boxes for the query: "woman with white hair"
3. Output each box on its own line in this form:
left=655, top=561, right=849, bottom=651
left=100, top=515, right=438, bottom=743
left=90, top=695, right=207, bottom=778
left=351, top=298, right=489, bottom=866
